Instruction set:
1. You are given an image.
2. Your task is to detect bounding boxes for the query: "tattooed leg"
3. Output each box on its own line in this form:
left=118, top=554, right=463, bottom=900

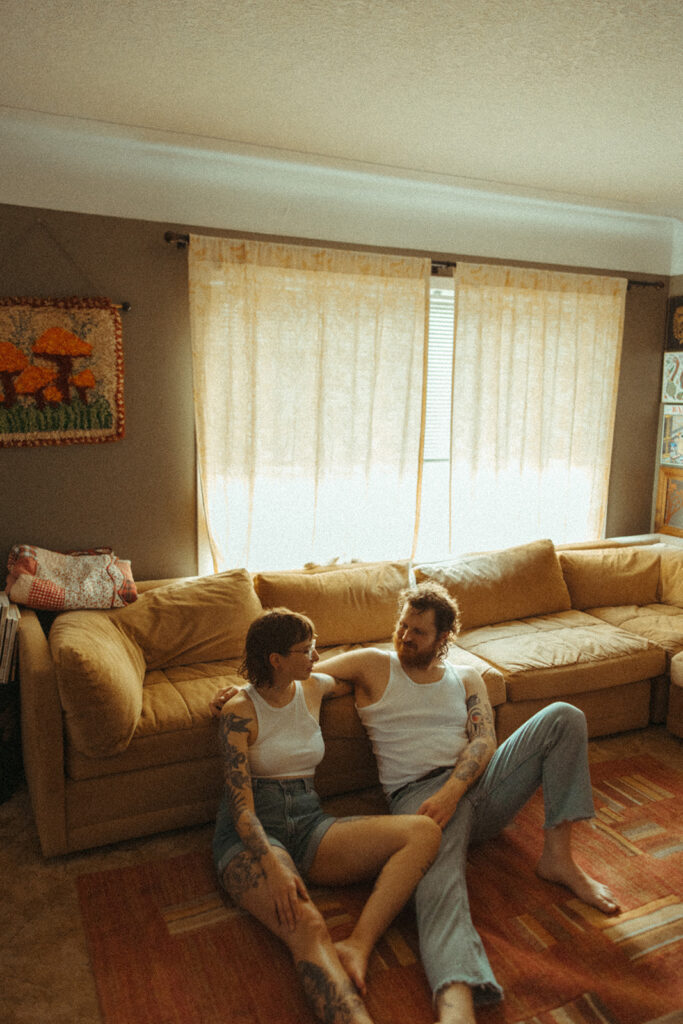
left=224, top=848, right=374, bottom=1024
left=297, top=960, right=366, bottom=1024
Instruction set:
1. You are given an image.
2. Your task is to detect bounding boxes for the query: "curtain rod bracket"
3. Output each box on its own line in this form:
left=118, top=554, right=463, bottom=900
left=165, top=231, right=189, bottom=249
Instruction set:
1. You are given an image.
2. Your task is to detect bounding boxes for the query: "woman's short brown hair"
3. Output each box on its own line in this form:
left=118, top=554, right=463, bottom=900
left=240, top=608, right=315, bottom=689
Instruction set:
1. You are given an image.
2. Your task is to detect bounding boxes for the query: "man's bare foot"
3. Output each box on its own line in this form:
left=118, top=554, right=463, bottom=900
left=334, top=939, right=369, bottom=995
left=536, top=853, right=620, bottom=914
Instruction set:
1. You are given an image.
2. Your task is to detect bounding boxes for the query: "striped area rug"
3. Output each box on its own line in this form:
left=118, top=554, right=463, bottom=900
left=77, top=755, right=683, bottom=1024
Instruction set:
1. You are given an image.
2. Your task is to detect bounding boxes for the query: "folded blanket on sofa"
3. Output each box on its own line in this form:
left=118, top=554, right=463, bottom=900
left=6, top=544, right=137, bottom=610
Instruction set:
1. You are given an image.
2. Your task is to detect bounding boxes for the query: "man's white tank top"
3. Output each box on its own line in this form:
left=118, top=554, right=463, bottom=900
left=245, top=680, right=325, bottom=778
left=356, top=652, right=469, bottom=795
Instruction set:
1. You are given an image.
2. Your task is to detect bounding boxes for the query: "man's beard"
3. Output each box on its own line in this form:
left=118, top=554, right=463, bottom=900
left=393, top=631, right=441, bottom=669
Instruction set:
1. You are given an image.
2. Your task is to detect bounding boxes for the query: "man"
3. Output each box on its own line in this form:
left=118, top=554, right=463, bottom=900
left=212, top=580, right=619, bottom=1024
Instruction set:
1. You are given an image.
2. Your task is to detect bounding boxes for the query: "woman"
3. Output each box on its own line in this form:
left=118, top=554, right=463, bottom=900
left=213, top=608, right=441, bottom=1024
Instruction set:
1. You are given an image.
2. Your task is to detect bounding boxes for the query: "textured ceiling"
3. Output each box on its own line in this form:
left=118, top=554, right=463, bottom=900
left=2, top=0, right=683, bottom=220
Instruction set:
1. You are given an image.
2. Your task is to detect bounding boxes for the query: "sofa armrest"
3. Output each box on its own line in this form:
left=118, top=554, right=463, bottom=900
left=18, top=609, right=68, bottom=857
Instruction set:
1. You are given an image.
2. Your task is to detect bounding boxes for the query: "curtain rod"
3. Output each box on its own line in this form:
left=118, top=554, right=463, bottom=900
left=163, top=233, right=664, bottom=289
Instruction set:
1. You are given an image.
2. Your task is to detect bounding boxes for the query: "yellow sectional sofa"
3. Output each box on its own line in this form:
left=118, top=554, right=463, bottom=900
left=17, top=539, right=682, bottom=857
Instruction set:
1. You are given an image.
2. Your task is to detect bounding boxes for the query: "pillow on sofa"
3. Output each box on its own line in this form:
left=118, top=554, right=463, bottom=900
left=253, top=561, right=411, bottom=646
left=50, top=612, right=145, bottom=757
left=114, top=569, right=263, bottom=669
left=558, top=547, right=660, bottom=609
left=414, top=539, right=571, bottom=632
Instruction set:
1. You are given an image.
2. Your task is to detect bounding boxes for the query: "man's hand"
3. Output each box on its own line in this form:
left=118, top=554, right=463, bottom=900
left=418, top=785, right=461, bottom=829
left=209, top=684, right=240, bottom=718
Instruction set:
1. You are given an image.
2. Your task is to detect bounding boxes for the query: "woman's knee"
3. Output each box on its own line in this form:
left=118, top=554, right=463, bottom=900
left=407, top=814, right=442, bottom=860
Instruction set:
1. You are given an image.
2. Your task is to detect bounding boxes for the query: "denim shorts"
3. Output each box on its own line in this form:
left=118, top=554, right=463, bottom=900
left=213, top=776, right=337, bottom=883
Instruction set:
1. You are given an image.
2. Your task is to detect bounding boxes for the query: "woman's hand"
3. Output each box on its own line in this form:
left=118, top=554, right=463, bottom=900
left=418, top=785, right=460, bottom=829
left=209, top=684, right=240, bottom=717
left=266, top=856, right=309, bottom=931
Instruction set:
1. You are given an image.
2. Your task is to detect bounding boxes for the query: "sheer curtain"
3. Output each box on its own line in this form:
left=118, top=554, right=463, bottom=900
left=188, top=236, right=430, bottom=571
left=448, top=263, right=627, bottom=553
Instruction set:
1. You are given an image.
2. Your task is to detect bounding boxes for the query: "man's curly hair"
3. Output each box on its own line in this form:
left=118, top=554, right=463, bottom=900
left=399, top=580, right=459, bottom=659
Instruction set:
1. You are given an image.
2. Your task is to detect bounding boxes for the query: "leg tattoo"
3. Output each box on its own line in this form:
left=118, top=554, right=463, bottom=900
left=296, top=959, right=364, bottom=1024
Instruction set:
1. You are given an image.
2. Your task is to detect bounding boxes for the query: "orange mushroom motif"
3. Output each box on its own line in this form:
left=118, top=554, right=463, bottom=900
left=15, top=364, right=57, bottom=410
left=43, top=384, right=63, bottom=407
left=32, top=327, right=93, bottom=403
left=0, top=342, right=29, bottom=407
left=70, top=368, right=97, bottom=405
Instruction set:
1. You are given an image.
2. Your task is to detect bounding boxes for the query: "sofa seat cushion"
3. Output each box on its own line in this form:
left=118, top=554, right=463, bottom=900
left=253, top=561, right=411, bottom=646
left=415, top=539, right=571, bottom=632
left=586, top=603, right=683, bottom=658
left=452, top=610, right=665, bottom=702
left=66, top=659, right=242, bottom=780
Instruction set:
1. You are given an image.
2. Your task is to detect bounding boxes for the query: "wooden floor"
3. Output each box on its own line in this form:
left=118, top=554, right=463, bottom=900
left=0, top=725, right=681, bottom=1024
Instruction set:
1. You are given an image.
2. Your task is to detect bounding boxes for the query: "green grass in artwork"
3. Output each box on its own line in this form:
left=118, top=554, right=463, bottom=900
left=0, top=395, right=114, bottom=436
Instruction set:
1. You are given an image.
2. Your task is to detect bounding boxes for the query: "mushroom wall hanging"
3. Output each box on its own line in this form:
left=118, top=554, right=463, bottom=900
left=0, top=297, right=124, bottom=446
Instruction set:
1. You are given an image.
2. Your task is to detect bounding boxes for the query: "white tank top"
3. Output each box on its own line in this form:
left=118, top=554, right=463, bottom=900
left=356, top=652, right=469, bottom=795
left=245, top=680, right=325, bottom=778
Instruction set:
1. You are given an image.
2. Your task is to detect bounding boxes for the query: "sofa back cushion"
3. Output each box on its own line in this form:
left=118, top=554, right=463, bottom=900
left=656, top=546, right=683, bottom=607
left=253, top=561, right=411, bottom=646
left=114, top=569, right=263, bottom=669
left=558, top=547, right=660, bottom=609
left=414, top=539, right=571, bottom=632
left=50, top=612, right=145, bottom=757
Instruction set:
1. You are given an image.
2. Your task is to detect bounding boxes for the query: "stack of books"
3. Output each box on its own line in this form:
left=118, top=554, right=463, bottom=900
left=0, top=594, right=20, bottom=685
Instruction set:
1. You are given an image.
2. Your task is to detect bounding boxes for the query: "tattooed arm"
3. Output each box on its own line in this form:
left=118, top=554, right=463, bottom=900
left=219, top=696, right=308, bottom=929
left=417, top=668, right=497, bottom=829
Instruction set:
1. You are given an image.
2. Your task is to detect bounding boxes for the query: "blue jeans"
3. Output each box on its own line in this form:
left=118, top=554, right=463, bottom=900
left=389, top=702, right=594, bottom=1007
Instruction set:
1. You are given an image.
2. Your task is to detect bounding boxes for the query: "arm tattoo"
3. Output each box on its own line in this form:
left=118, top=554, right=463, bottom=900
left=465, top=692, right=493, bottom=739
left=453, top=738, right=490, bottom=781
left=218, top=711, right=269, bottom=862
left=452, top=692, right=495, bottom=783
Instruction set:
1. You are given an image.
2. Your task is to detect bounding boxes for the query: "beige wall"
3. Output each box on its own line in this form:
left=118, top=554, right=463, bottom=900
left=0, top=202, right=669, bottom=580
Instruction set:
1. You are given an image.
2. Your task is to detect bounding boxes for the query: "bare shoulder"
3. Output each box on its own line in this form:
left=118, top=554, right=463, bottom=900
left=306, top=671, right=346, bottom=698
left=220, top=690, right=255, bottom=725
left=456, top=665, right=488, bottom=695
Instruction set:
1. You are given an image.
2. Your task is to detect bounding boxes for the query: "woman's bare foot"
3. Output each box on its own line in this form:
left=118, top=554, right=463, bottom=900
left=335, top=938, right=370, bottom=995
left=536, top=853, right=620, bottom=914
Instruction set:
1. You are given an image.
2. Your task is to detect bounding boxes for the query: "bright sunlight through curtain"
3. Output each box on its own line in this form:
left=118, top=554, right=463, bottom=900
left=188, top=236, right=430, bottom=571
left=448, top=263, right=627, bottom=553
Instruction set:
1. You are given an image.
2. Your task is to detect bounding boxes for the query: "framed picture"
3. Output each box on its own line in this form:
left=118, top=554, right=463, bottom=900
left=662, top=352, right=683, bottom=402
left=660, top=405, right=683, bottom=465
left=0, top=296, right=124, bottom=447
left=665, top=295, right=683, bottom=351
left=654, top=465, right=683, bottom=536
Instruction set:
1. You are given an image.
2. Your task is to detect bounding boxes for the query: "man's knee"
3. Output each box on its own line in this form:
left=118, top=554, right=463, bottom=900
left=550, top=701, right=587, bottom=735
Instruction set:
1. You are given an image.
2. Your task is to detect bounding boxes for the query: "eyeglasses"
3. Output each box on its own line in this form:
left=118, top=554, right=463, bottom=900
left=288, top=640, right=317, bottom=658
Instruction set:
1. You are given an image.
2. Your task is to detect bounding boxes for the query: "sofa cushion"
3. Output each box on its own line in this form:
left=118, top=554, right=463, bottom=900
left=414, top=539, right=571, bottom=632
left=586, top=603, right=683, bottom=658
left=114, top=569, right=263, bottom=669
left=658, top=546, right=683, bottom=607
left=50, top=612, right=145, bottom=757
left=558, top=547, right=660, bottom=610
left=453, top=609, right=665, bottom=702
left=253, top=561, right=410, bottom=646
